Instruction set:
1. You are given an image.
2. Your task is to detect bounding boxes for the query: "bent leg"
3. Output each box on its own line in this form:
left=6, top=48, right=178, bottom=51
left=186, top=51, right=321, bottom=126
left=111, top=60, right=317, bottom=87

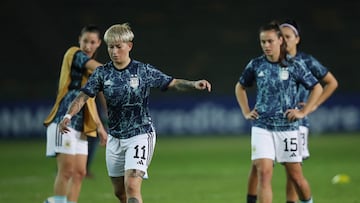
left=286, top=170, right=298, bottom=203
left=247, top=163, right=258, bottom=203
left=111, top=176, right=126, bottom=203
left=285, top=163, right=312, bottom=201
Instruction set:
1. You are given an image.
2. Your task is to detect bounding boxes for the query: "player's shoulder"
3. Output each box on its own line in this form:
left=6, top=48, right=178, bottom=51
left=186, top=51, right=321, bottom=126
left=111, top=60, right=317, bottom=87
left=247, top=55, right=266, bottom=67
left=66, top=46, right=80, bottom=53
left=132, top=60, right=161, bottom=72
left=296, top=51, right=318, bottom=62
left=284, top=55, right=308, bottom=75
left=128, top=59, right=148, bottom=72
left=133, top=60, right=153, bottom=67
left=63, top=46, right=81, bottom=58
left=290, top=57, right=307, bottom=70
left=297, top=51, right=310, bottom=57
left=101, top=61, right=111, bottom=69
left=296, top=51, right=327, bottom=70
left=252, top=55, right=266, bottom=63
left=130, top=59, right=141, bottom=66
left=97, top=61, right=114, bottom=73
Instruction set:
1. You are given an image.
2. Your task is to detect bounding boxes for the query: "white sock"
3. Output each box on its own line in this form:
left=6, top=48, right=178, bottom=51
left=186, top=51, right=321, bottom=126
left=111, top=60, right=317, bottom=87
left=53, top=195, right=67, bottom=203
left=300, top=197, right=313, bottom=203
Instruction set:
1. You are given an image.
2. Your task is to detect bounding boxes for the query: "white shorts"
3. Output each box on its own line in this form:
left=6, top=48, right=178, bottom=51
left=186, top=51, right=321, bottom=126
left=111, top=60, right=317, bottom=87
left=106, top=132, right=156, bottom=178
left=299, top=126, right=310, bottom=159
left=251, top=126, right=302, bottom=163
left=46, top=122, right=88, bottom=157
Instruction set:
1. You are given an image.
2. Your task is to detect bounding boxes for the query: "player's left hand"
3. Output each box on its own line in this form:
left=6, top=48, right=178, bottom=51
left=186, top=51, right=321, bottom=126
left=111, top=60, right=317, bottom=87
left=285, top=108, right=305, bottom=122
left=195, top=80, right=212, bottom=92
left=59, top=118, right=71, bottom=134
left=97, top=126, right=108, bottom=146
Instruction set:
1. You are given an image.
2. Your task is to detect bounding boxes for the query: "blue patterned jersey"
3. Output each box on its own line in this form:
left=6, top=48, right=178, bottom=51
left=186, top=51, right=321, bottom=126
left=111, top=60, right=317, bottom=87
left=82, top=60, right=173, bottom=139
left=239, top=55, right=319, bottom=131
left=295, top=52, right=329, bottom=127
left=53, top=50, right=91, bottom=131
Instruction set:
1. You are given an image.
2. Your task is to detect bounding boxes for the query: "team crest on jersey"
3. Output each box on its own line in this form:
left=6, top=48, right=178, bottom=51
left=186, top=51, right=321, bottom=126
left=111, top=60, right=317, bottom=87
left=130, top=74, right=139, bottom=89
left=280, top=68, right=289, bottom=80
left=104, top=80, right=113, bottom=86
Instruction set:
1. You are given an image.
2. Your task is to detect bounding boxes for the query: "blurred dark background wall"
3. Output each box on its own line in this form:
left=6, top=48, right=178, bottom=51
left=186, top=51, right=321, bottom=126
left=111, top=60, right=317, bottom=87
left=1, top=0, right=359, bottom=101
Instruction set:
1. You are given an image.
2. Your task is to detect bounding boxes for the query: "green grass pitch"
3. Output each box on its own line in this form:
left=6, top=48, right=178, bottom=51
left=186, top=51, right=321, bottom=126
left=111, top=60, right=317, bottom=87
left=0, top=133, right=359, bottom=203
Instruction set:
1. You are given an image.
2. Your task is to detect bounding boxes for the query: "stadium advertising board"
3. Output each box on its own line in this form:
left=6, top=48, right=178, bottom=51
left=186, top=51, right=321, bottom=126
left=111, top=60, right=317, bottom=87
left=0, top=95, right=359, bottom=138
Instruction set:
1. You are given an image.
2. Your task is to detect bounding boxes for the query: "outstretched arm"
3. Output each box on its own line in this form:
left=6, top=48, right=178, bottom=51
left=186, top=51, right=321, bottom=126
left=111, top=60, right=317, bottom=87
left=59, top=91, right=90, bottom=133
left=167, top=79, right=211, bottom=92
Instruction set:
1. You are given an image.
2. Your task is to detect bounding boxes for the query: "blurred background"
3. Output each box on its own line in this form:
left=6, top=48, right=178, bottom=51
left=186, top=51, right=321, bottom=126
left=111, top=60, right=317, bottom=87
left=1, top=0, right=359, bottom=138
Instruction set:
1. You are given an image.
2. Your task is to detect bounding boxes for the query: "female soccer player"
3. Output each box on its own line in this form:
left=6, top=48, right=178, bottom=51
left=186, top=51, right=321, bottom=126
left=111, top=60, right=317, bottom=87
left=280, top=19, right=338, bottom=203
left=235, top=21, right=322, bottom=203
left=58, top=23, right=211, bottom=203
left=245, top=19, right=338, bottom=203
left=43, top=25, right=107, bottom=203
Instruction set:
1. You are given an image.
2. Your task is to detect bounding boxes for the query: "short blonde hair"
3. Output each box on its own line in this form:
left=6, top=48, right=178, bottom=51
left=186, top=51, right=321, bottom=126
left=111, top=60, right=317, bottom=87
left=104, top=23, right=134, bottom=44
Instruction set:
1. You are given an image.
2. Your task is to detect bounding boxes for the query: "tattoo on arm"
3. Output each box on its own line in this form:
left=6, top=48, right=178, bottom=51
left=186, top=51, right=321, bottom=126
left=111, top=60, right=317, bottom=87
left=173, top=79, right=195, bottom=91
left=67, top=92, right=89, bottom=115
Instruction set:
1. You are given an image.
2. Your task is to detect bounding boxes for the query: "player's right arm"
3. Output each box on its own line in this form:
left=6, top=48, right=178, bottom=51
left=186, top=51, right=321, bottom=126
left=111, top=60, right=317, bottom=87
left=235, top=82, right=258, bottom=120
left=59, top=92, right=90, bottom=133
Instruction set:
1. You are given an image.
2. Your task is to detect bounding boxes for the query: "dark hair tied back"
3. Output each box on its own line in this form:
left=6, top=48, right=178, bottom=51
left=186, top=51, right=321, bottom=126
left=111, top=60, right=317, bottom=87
left=259, top=20, right=288, bottom=67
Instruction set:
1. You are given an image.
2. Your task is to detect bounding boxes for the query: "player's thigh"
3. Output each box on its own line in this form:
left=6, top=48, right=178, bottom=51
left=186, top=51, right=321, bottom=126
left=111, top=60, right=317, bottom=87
left=106, top=135, right=126, bottom=177
left=74, top=154, right=87, bottom=175
left=56, top=153, right=76, bottom=173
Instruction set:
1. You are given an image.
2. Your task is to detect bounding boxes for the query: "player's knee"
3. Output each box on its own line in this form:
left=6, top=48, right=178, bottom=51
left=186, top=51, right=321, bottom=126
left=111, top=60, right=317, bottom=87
left=257, top=170, right=272, bottom=185
left=58, top=168, right=74, bottom=180
left=124, top=169, right=144, bottom=195
left=125, top=179, right=140, bottom=195
left=73, top=168, right=87, bottom=180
